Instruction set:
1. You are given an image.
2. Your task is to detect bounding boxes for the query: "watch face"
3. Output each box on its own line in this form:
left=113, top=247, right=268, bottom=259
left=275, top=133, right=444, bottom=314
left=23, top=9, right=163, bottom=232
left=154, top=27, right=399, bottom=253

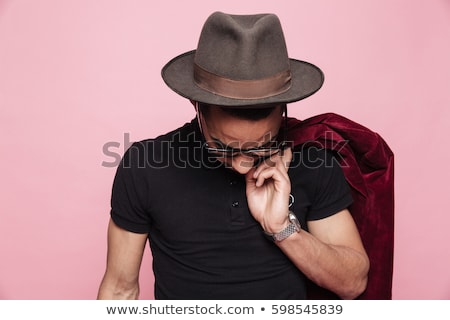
left=264, top=211, right=301, bottom=242
left=288, top=212, right=296, bottom=221
left=288, top=212, right=301, bottom=231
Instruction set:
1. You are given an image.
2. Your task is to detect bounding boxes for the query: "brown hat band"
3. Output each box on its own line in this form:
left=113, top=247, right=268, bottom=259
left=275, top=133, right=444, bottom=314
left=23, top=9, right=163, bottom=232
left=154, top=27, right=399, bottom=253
left=193, top=63, right=292, bottom=100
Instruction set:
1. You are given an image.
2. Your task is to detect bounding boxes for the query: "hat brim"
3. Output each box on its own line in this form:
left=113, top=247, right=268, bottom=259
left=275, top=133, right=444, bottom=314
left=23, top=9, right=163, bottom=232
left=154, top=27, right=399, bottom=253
left=161, top=50, right=324, bottom=107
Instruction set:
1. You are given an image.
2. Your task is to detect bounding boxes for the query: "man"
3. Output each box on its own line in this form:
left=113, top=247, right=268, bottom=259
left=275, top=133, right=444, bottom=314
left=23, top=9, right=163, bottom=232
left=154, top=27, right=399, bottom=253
left=97, top=12, right=369, bottom=300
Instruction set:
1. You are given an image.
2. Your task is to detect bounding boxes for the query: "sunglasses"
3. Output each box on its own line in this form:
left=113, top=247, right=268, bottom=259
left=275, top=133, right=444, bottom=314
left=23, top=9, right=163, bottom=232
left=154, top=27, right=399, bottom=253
left=204, top=140, right=288, bottom=159
left=196, top=102, right=289, bottom=161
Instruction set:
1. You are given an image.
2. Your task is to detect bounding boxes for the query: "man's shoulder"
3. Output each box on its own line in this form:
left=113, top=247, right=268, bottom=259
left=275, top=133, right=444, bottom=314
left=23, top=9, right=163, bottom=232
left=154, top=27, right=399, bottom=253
left=120, top=120, right=200, bottom=168
left=291, top=145, right=338, bottom=169
left=142, top=120, right=197, bottom=143
left=129, top=120, right=197, bottom=149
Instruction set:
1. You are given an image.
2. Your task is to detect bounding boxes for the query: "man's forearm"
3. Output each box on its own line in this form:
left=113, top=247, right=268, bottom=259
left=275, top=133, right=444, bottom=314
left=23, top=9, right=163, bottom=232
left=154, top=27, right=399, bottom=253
left=97, top=276, right=140, bottom=300
left=277, top=229, right=369, bottom=299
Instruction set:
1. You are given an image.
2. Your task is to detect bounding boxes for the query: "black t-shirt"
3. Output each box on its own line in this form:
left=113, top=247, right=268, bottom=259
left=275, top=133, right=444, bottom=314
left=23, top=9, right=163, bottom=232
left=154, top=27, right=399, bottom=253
left=110, top=119, right=352, bottom=299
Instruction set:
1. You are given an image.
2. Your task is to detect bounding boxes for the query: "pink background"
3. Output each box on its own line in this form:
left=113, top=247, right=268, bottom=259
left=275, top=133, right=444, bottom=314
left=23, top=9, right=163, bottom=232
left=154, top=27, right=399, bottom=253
left=1, top=0, right=449, bottom=299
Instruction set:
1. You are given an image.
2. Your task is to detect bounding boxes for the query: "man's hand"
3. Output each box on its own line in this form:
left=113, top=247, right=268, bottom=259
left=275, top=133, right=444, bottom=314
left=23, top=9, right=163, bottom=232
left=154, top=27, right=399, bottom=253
left=245, top=148, right=293, bottom=233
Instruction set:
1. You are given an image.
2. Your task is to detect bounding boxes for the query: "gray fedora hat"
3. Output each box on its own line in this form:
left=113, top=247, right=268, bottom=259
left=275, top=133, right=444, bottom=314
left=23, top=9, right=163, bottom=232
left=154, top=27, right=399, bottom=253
left=161, top=12, right=324, bottom=107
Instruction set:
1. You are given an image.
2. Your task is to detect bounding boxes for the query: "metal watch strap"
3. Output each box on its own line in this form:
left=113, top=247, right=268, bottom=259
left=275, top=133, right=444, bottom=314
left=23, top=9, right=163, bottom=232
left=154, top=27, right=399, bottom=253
left=265, top=211, right=301, bottom=242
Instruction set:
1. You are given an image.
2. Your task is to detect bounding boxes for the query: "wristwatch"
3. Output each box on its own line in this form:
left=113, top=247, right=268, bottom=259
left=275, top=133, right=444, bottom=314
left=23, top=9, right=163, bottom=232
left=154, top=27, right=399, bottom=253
left=265, top=211, right=301, bottom=242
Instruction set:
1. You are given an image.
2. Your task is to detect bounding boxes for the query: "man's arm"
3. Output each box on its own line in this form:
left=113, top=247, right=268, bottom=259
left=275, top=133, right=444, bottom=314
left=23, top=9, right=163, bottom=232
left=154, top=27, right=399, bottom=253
left=97, top=218, right=148, bottom=299
left=246, top=148, right=369, bottom=299
left=276, top=209, right=369, bottom=299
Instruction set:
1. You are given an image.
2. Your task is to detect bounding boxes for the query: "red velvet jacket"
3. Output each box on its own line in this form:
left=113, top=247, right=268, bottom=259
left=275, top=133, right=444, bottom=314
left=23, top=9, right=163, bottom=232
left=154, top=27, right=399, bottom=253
left=287, top=113, right=394, bottom=300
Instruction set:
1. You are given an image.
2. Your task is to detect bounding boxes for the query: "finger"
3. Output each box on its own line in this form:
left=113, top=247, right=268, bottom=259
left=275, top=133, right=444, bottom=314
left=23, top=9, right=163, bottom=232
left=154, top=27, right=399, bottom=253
left=252, top=150, right=286, bottom=178
left=245, top=167, right=257, bottom=184
left=252, top=157, right=274, bottom=178
left=279, top=147, right=293, bottom=172
left=260, top=147, right=292, bottom=174
left=253, top=150, right=291, bottom=181
left=254, top=165, right=290, bottom=189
